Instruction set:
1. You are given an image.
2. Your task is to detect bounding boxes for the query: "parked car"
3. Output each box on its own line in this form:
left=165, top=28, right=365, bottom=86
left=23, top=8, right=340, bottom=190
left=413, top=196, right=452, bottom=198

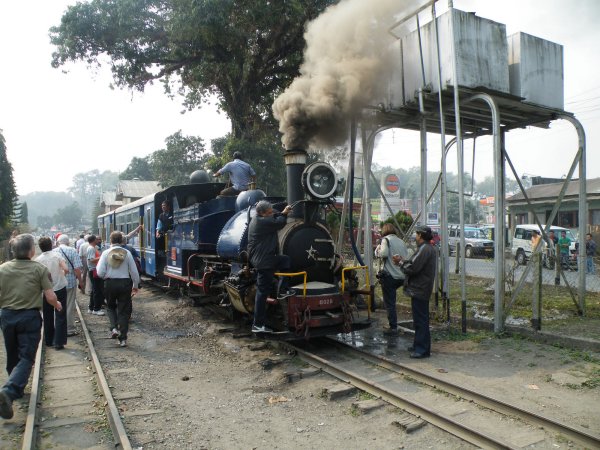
left=478, top=224, right=510, bottom=247
left=511, top=224, right=577, bottom=267
left=448, top=225, right=494, bottom=258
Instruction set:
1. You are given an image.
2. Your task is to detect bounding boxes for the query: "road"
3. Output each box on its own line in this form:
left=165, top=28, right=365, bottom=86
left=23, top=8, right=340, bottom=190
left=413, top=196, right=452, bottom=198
left=447, top=254, right=600, bottom=293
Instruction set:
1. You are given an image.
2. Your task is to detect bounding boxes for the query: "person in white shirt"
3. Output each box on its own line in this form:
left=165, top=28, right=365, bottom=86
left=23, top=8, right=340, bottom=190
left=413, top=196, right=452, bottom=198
left=35, top=237, right=69, bottom=349
left=96, top=231, right=140, bottom=348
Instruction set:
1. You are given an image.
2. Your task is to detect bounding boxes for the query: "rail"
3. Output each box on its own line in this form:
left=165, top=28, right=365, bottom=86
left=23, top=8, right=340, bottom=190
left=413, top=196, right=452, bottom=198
left=284, top=338, right=600, bottom=449
left=21, top=304, right=132, bottom=450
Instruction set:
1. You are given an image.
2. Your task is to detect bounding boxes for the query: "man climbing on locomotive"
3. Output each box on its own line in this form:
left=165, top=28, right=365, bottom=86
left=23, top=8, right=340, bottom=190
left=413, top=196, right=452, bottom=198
left=213, top=151, right=256, bottom=197
left=247, top=200, right=293, bottom=333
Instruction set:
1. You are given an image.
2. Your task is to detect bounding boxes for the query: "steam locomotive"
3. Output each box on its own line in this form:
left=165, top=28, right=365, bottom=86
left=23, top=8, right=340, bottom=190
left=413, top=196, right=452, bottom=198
left=97, top=150, right=372, bottom=339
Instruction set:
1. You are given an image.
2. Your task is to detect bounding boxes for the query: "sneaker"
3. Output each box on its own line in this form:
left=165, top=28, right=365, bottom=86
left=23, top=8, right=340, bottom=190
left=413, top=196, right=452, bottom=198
left=110, top=328, right=119, bottom=339
left=383, top=328, right=399, bottom=337
left=119, top=340, right=127, bottom=348
left=0, top=390, right=14, bottom=419
left=252, top=325, right=273, bottom=333
left=54, top=345, right=65, bottom=350
left=93, top=310, right=105, bottom=316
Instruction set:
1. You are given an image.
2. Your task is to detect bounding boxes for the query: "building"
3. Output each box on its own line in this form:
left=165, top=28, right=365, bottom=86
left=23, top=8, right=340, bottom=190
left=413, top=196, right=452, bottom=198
left=99, top=180, right=161, bottom=215
left=506, top=177, right=600, bottom=232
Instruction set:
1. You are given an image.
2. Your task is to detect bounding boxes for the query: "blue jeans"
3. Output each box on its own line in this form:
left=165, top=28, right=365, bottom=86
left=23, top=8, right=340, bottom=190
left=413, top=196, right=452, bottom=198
left=43, top=287, right=67, bottom=347
left=587, top=256, right=595, bottom=274
left=411, top=296, right=431, bottom=356
left=380, top=273, right=404, bottom=329
left=253, top=256, right=291, bottom=328
left=1, top=309, right=43, bottom=400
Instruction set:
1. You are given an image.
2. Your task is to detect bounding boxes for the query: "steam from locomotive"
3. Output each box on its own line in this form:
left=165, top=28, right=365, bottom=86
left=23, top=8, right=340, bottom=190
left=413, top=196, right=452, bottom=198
left=272, top=0, right=409, bottom=150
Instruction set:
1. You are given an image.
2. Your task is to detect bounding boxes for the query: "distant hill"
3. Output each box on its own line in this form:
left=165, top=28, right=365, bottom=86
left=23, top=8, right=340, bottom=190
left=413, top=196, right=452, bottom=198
left=20, top=191, right=75, bottom=227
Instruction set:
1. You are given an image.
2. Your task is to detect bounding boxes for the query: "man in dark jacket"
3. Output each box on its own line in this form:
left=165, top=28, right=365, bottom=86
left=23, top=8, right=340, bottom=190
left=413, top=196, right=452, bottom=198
left=393, top=226, right=437, bottom=358
left=247, top=200, right=292, bottom=333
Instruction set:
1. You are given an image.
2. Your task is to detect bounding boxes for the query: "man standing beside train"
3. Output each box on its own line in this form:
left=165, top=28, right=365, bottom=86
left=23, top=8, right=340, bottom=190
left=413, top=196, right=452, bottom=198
left=247, top=200, right=293, bottom=333
left=0, top=234, right=62, bottom=419
left=96, top=231, right=140, bottom=348
left=213, top=151, right=256, bottom=197
left=393, top=226, right=437, bottom=359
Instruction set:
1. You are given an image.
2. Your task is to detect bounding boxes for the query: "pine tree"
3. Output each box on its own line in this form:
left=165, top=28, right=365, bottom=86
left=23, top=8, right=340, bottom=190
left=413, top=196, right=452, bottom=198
left=0, top=131, right=17, bottom=235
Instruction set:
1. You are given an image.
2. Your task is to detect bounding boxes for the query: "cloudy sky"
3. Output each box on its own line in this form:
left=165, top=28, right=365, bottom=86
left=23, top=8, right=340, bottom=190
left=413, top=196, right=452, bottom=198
left=0, top=0, right=598, bottom=196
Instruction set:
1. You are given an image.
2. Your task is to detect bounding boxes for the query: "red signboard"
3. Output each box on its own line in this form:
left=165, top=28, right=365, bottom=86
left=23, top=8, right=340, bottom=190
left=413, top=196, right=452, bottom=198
left=384, top=174, right=400, bottom=193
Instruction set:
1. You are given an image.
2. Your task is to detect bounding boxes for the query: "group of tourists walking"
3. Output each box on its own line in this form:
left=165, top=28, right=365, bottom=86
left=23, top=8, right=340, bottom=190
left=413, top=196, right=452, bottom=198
left=0, top=230, right=139, bottom=419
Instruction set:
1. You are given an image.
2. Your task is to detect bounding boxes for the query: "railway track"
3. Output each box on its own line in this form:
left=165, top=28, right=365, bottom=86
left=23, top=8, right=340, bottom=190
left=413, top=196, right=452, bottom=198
left=20, top=302, right=132, bottom=450
left=288, top=337, right=600, bottom=450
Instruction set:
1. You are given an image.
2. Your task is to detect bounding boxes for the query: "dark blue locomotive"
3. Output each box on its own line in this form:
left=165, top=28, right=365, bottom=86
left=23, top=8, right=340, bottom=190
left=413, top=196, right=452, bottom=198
left=98, top=150, right=371, bottom=338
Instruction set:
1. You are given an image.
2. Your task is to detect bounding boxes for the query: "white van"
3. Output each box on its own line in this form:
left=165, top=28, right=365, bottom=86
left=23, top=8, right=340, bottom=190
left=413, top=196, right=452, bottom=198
left=511, top=224, right=577, bottom=266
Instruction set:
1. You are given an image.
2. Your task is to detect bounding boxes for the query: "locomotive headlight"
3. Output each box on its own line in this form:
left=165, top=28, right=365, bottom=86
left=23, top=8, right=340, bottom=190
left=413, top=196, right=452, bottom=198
left=302, top=162, right=338, bottom=199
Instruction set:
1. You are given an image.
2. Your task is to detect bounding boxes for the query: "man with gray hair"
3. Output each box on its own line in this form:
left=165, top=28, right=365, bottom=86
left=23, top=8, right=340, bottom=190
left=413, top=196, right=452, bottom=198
left=55, top=234, right=83, bottom=336
left=0, top=234, right=63, bottom=419
left=247, top=200, right=292, bottom=333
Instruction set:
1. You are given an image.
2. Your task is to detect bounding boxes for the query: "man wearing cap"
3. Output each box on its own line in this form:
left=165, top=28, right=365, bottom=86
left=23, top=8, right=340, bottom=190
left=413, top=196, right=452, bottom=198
left=213, top=151, right=256, bottom=197
left=247, top=200, right=293, bottom=333
left=0, top=234, right=62, bottom=419
left=54, top=234, right=83, bottom=336
left=393, top=226, right=437, bottom=359
left=96, top=231, right=140, bottom=348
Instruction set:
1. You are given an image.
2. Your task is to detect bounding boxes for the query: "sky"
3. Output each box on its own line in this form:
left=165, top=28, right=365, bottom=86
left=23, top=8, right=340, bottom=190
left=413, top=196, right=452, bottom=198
left=0, top=0, right=599, bottom=196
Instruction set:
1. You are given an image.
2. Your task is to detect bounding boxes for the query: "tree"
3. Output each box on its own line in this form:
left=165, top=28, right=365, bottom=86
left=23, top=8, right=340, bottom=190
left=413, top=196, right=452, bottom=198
left=151, top=131, right=208, bottom=187
left=120, top=156, right=153, bottom=180
left=206, top=136, right=287, bottom=196
left=382, top=210, right=414, bottom=235
left=69, top=170, right=118, bottom=218
left=54, top=202, right=84, bottom=228
left=50, top=0, right=335, bottom=141
left=0, top=130, right=17, bottom=235
left=447, top=193, right=482, bottom=224
left=21, top=191, right=76, bottom=228
left=37, top=215, right=54, bottom=230
left=20, top=202, right=28, bottom=224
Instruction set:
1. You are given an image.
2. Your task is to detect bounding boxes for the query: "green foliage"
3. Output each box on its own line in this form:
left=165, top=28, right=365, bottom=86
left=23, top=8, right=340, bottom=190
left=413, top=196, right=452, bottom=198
left=19, top=202, right=28, bottom=224
left=54, top=202, right=84, bottom=228
left=0, top=130, right=17, bottom=236
left=37, top=215, right=54, bottom=229
left=382, top=210, right=413, bottom=234
left=447, top=193, right=482, bottom=224
left=69, top=170, right=118, bottom=219
left=91, top=198, right=103, bottom=234
left=119, top=156, right=153, bottom=180
left=206, top=135, right=287, bottom=196
left=150, top=130, right=208, bottom=187
left=50, top=0, right=335, bottom=140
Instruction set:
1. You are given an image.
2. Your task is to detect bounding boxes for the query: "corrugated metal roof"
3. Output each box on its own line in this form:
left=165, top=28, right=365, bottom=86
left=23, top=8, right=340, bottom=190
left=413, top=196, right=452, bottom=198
left=116, top=180, right=161, bottom=200
left=507, top=177, right=600, bottom=203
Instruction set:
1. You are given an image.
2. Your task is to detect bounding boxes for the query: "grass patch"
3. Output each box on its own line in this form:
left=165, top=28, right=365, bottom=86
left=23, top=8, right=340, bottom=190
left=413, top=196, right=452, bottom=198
left=357, top=391, right=377, bottom=401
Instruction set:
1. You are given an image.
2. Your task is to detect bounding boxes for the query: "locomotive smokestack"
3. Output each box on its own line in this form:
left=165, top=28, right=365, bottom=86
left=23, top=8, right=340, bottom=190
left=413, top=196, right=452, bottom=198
left=284, top=148, right=307, bottom=218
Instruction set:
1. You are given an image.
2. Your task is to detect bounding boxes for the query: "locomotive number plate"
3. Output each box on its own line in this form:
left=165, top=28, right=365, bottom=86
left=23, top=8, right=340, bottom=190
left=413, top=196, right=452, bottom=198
left=319, top=298, right=334, bottom=306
